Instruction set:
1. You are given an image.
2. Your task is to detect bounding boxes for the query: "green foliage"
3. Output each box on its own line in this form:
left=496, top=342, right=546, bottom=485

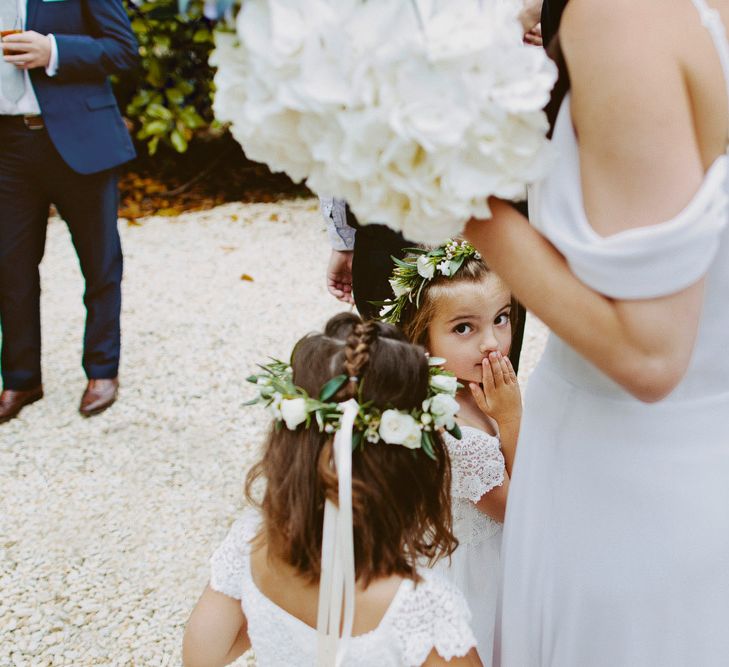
left=121, top=1, right=236, bottom=155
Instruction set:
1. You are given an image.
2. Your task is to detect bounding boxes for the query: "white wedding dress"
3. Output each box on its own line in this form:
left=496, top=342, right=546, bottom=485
left=209, top=509, right=477, bottom=666
left=433, top=427, right=505, bottom=664
left=497, top=1, right=729, bottom=664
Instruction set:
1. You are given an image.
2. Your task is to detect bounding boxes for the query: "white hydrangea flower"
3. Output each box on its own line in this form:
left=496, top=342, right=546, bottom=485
left=437, top=260, right=452, bottom=277
left=212, top=0, right=557, bottom=244
left=379, top=409, right=422, bottom=449
left=280, top=397, right=308, bottom=429
left=430, top=374, right=458, bottom=395
left=429, top=393, right=460, bottom=430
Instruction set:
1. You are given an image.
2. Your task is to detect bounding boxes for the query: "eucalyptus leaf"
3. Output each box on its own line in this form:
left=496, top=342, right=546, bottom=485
left=319, top=374, right=348, bottom=401
left=421, top=431, right=437, bottom=460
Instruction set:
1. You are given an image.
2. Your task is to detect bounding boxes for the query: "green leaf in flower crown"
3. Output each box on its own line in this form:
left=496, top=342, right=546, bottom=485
left=415, top=276, right=427, bottom=307
left=421, top=431, right=437, bottom=460
left=449, top=257, right=465, bottom=275
left=392, top=255, right=415, bottom=270
left=246, top=375, right=258, bottom=383
left=319, top=374, right=348, bottom=401
left=242, top=397, right=259, bottom=406
left=448, top=423, right=463, bottom=440
left=352, top=431, right=363, bottom=451
left=315, top=410, right=324, bottom=432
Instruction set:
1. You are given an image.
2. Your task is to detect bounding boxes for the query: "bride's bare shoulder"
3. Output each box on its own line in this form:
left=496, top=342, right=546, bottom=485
left=561, top=0, right=713, bottom=55
left=558, top=0, right=692, bottom=108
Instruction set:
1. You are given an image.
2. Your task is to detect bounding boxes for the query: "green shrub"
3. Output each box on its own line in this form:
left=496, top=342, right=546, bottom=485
left=121, top=0, right=236, bottom=155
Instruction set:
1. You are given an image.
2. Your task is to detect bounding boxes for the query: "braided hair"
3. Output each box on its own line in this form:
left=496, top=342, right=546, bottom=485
left=246, top=312, right=456, bottom=585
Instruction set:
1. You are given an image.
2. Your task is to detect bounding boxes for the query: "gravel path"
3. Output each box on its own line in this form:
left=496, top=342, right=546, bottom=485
left=0, top=200, right=546, bottom=666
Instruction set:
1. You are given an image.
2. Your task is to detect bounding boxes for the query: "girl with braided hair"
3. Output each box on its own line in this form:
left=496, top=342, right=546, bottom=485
left=381, top=242, right=522, bottom=663
left=183, top=313, right=482, bottom=667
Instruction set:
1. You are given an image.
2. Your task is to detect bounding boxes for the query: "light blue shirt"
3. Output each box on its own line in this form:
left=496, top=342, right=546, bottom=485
left=0, top=0, right=59, bottom=115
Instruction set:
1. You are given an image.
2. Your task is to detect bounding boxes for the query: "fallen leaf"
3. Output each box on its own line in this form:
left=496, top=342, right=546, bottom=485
left=240, top=273, right=255, bottom=282
left=158, top=207, right=183, bottom=217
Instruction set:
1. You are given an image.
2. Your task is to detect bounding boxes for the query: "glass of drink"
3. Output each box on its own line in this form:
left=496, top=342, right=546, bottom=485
left=1, top=16, right=22, bottom=54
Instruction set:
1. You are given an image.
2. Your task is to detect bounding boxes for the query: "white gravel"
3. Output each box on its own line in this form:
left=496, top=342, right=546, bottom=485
left=0, top=199, right=546, bottom=666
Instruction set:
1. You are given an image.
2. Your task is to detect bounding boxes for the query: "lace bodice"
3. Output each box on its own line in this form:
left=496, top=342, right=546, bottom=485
left=209, top=510, right=477, bottom=666
left=444, top=427, right=505, bottom=545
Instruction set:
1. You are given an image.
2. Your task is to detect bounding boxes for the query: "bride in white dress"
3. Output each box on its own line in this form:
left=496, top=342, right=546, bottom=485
left=466, top=0, right=729, bottom=664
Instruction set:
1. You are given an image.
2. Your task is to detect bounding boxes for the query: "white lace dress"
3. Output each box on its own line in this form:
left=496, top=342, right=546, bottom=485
left=432, top=426, right=506, bottom=664
left=497, top=2, right=729, bottom=664
left=209, top=509, right=477, bottom=666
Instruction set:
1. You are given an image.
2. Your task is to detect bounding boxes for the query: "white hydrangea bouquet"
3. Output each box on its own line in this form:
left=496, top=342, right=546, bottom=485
left=212, top=0, right=557, bottom=243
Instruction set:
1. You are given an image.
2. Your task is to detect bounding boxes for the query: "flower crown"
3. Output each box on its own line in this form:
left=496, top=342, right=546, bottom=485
left=378, top=239, right=481, bottom=325
left=245, top=357, right=462, bottom=458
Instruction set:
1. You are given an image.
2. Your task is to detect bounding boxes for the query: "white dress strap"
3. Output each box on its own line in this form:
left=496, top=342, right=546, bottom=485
left=691, top=0, right=729, bottom=141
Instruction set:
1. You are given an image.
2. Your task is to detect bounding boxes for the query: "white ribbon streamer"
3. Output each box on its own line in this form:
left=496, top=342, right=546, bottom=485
left=317, top=399, right=359, bottom=667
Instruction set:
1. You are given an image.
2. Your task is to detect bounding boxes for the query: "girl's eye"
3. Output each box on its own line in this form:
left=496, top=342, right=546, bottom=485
left=495, top=312, right=511, bottom=326
left=454, top=323, right=473, bottom=335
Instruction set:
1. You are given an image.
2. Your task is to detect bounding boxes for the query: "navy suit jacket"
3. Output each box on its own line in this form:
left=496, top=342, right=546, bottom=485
left=26, top=0, right=139, bottom=174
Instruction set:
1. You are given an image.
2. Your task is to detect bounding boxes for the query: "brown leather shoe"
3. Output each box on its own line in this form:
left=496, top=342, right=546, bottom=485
left=79, top=378, right=119, bottom=417
left=0, top=386, right=44, bottom=424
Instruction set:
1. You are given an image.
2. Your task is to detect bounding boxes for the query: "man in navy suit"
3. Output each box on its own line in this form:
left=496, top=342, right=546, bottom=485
left=0, top=0, right=138, bottom=422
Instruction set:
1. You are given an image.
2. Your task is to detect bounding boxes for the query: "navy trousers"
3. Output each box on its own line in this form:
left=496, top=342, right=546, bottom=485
left=0, top=117, right=122, bottom=390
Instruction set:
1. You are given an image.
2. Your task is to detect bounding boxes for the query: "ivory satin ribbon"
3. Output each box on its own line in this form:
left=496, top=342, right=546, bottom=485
left=316, top=399, right=359, bottom=666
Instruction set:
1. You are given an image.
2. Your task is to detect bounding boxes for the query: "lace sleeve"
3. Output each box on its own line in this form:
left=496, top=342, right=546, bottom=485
left=444, top=429, right=505, bottom=502
left=209, top=510, right=260, bottom=600
left=391, top=570, right=477, bottom=666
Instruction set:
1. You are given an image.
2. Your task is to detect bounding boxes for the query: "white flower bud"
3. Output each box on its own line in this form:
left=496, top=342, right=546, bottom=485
left=430, top=374, right=458, bottom=395
left=417, top=256, right=436, bottom=279
left=280, top=398, right=308, bottom=430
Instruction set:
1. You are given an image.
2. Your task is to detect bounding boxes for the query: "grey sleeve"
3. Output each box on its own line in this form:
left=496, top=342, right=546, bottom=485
left=320, top=197, right=356, bottom=251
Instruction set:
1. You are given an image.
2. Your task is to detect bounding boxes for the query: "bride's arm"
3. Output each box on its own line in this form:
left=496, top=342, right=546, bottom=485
left=465, top=203, right=704, bottom=402
left=465, top=0, right=710, bottom=403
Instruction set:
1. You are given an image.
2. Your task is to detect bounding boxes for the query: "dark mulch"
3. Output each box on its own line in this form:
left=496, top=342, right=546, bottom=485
left=118, top=134, right=311, bottom=221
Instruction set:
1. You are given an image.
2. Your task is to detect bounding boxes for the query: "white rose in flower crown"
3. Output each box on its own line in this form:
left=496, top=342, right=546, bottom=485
left=379, top=409, right=422, bottom=449
left=429, top=393, right=460, bottom=430
left=417, top=255, right=436, bottom=279
left=281, top=398, right=308, bottom=429
left=430, top=374, right=458, bottom=395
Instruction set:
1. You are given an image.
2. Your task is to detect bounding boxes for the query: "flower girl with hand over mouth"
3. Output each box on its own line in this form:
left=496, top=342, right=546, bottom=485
left=380, top=241, right=522, bottom=662
left=183, top=312, right=482, bottom=667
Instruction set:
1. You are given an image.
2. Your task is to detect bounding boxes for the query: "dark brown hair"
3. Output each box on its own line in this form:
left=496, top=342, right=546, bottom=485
left=245, top=312, right=456, bottom=585
left=400, top=256, right=518, bottom=349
